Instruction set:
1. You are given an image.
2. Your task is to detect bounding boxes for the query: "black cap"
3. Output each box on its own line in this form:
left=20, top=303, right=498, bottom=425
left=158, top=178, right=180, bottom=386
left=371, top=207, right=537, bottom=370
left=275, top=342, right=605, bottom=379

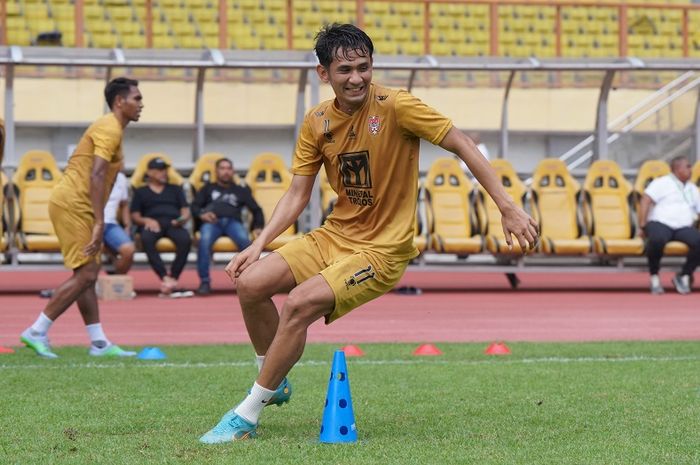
left=147, top=157, right=170, bottom=170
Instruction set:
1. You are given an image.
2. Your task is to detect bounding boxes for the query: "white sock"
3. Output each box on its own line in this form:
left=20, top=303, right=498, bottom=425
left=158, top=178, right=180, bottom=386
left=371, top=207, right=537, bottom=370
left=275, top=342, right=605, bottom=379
left=30, top=312, right=53, bottom=335
left=256, top=354, right=265, bottom=373
left=234, top=382, right=275, bottom=425
left=86, top=323, right=109, bottom=345
left=650, top=275, right=661, bottom=287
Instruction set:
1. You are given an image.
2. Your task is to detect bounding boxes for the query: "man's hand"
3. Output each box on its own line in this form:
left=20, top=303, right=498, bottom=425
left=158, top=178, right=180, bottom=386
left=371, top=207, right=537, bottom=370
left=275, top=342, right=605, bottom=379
left=639, top=224, right=646, bottom=239
left=144, top=218, right=161, bottom=233
left=225, top=241, right=264, bottom=283
left=200, top=212, right=217, bottom=223
left=83, top=223, right=105, bottom=257
left=501, top=205, right=539, bottom=252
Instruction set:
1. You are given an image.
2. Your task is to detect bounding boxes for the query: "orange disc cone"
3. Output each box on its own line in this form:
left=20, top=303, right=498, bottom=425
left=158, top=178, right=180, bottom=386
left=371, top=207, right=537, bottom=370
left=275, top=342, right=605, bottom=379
left=0, top=346, right=15, bottom=354
left=412, top=343, right=443, bottom=356
left=341, top=345, right=365, bottom=357
left=484, top=342, right=511, bottom=355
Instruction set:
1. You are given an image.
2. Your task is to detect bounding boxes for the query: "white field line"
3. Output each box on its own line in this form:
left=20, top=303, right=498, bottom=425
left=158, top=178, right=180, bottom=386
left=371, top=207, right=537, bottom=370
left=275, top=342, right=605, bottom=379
left=1, top=355, right=700, bottom=370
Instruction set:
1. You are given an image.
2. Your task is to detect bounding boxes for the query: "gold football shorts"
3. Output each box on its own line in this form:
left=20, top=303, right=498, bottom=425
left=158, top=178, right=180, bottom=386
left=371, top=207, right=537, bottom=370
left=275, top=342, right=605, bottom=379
left=49, top=199, right=98, bottom=270
left=275, top=228, right=410, bottom=323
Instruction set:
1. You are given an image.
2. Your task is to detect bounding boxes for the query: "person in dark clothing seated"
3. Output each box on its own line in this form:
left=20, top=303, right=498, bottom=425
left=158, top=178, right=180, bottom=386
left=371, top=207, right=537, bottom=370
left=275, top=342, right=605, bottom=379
left=131, top=157, right=192, bottom=296
left=191, top=157, right=264, bottom=295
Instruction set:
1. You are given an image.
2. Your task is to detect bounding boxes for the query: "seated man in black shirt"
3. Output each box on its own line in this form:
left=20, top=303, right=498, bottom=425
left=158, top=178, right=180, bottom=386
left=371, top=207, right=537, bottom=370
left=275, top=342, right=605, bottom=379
left=131, top=157, right=192, bottom=295
left=192, top=157, right=264, bottom=295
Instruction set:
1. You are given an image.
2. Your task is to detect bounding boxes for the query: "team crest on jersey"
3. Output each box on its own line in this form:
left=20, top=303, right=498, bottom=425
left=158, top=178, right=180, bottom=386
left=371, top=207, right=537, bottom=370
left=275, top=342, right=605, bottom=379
left=368, top=115, right=380, bottom=135
left=344, top=265, right=376, bottom=289
left=323, top=119, right=334, bottom=143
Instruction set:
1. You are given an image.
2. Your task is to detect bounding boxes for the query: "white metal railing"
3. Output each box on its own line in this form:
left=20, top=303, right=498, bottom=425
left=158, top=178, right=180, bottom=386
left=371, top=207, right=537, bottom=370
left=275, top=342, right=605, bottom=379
left=564, top=73, right=700, bottom=170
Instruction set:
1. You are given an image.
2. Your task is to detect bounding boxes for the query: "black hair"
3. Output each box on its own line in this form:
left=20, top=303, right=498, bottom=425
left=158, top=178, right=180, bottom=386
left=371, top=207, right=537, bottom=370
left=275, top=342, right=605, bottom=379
left=104, top=77, right=139, bottom=109
left=314, top=23, right=374, bottom=69
left=215, top=157, right=233, bottom=169
left=670, top=155, right=689, bottom=171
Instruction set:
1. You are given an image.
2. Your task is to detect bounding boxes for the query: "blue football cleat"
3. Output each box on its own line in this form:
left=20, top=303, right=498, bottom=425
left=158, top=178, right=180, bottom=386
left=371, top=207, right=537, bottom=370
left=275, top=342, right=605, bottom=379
left=268, top=377, right=292, bottom=407
left=199, top=410, right=257, bottom=444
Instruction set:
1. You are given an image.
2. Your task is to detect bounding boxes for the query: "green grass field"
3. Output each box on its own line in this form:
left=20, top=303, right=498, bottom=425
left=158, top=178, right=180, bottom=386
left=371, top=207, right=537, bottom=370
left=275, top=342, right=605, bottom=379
left=2, top=341, right=699, bottom=465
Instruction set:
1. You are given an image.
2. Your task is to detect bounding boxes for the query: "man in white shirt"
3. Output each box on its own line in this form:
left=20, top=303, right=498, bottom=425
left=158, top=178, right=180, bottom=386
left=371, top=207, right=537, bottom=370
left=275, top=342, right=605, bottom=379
left=639, top=156, right=700, bottom=294
left=103, top=169, right=135, bottom=274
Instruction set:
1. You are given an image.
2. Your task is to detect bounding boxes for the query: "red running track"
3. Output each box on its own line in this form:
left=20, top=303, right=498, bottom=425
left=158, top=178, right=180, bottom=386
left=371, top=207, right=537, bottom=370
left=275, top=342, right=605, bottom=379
left=0, top=268, right=698, bottom=347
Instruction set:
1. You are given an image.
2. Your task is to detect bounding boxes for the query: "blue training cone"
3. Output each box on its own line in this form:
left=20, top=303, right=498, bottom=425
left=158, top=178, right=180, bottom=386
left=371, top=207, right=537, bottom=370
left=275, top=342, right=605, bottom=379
left=137, top=347, right=167, bottom=360
left=320, top=349, right=357, bottom=443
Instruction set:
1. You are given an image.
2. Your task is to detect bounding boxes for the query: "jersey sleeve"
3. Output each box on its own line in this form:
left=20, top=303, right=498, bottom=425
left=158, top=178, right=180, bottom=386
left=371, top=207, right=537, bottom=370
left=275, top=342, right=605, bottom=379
left=291, top=115, right=322, bottom=176
left=90, top=118, right=122, bottom=162
left=394, top=90, right=453, bottom=145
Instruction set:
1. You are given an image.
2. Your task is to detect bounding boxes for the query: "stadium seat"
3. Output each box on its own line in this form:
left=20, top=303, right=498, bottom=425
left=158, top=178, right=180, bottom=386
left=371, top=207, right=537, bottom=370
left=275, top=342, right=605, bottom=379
left=244, top=152, right=300, bottom=250
left=414, top=182, right=430, bottom=254
left=478, top=159, right=527, bottom=255
left=130, top=153, right=184, bottom=189
left=530, top=158, right=592, bottom=255
left=633, top=159, right=670, bottom=201
left=632, top=159, right=687, bottom=256
left=424, top=157, right=483, bottom=255
left=188, top=152, right=227, bottom=194
left=11, top=150, right=62, bottom=251
left=583, top=160, right=643, bottom=255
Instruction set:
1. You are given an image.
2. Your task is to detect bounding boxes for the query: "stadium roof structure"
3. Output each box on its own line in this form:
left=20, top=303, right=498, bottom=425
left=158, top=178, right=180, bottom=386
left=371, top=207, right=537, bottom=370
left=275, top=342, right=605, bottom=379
left=1, top=46, right=699, bottom=167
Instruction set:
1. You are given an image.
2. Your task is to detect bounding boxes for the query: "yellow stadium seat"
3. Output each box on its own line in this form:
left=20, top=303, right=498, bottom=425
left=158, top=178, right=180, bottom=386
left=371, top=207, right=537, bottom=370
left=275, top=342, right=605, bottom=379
left=6, top=2, right=20, bottom=16
left=166, top=8, right=190, bottom=23
left=114, top=22, right=141, bottom=35
left=478, top=159, right=527, bottom=255
left=633, top=159, right=670, bottom=195
left=24, top=4, right=50, bottom=20
left=52, top=5, right=75, bottom=21
left=122, top=34, right=146, bottom=48
left=583, top=160, right=643, bottom=255
left=633, top=159, right=687, bottom=256
left=244, top=152, right=300, bottom=250
left=91, top=33, right=119, bottom=48
left=153, top=34, right=177, bottom=49
left=414, top=183, right=430, bottom=254
left=108, top=6, right=133, bottom=21
left=179, top=36, right=204, bottom=49
left=11, top=150, right=62, bottom=251
left=530, top=158, right=592, bottom=255
left=424, top=157, right=483, bottom=254
left=8, top=29, right=32, bottom=46
left=8, top=16, right=27, bottom=30
left=85, top=5, right=105, bottom=20
left=130, top=153, right=184, bottom=189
